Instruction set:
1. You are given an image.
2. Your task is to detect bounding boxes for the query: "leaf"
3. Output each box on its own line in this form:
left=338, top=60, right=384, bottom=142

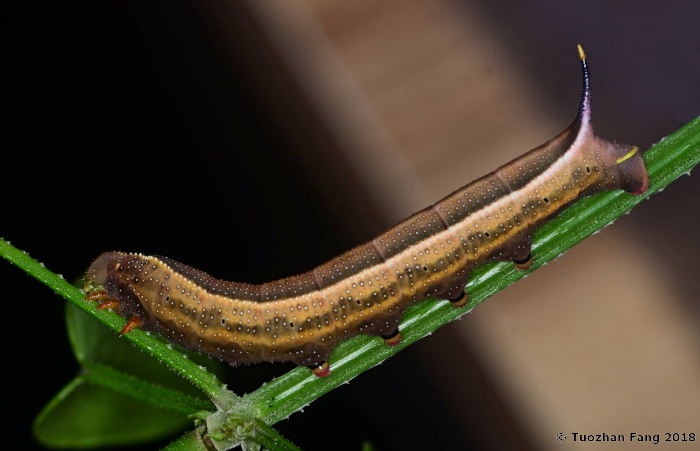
left=32, top=303, right=226, bottom=449
left=66, top=302, right=224, bottom=400
left=33, top=376, right=194, bottom=449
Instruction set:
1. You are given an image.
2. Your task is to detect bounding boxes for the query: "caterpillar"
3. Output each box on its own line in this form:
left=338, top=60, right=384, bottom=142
left=84, top=46, right=648, bottom=378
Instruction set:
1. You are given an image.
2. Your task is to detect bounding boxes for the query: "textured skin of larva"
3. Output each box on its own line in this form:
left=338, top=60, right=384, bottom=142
left=85, top=52, right=649, bottom=370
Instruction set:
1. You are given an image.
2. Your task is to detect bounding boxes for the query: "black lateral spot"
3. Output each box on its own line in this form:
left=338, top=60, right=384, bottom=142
left=586, top=166, right=591, bottom=174
left=543, top=197, right=550, bottom=203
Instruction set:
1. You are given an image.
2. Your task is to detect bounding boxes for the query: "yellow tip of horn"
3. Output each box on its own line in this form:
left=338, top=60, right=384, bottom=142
left=577, top=44, right=586, bottom=61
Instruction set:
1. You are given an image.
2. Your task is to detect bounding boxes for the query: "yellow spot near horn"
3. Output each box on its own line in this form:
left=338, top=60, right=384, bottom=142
left=577, top=44, right=586, bottom=60
left=616, top=147, right=639, bottom=164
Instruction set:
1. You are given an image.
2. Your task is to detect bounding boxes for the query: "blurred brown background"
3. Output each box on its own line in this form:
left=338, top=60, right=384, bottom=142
left=2, top=1, right=699, bottom=450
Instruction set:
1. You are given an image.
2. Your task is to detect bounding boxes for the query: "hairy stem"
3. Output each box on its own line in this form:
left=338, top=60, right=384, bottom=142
left=206, top=417, right=302, bottom=451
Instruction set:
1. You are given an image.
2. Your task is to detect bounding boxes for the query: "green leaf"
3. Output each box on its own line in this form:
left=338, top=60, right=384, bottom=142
left=32, top=304, right=226, bottom=449
left=66, top=302, right=224, bottom=402
left=32, top=376, right=193, bottom=449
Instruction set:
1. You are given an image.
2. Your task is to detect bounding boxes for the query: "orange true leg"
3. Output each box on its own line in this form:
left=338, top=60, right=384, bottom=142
left=85, top=290, right=109, bottom=301
left=96, top=299, right=120, bottom=310
left=120, top=316, right=142, bottom=335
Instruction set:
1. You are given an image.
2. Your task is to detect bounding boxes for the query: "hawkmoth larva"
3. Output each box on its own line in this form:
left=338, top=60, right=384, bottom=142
left=84, top=45, right=648, bottom=378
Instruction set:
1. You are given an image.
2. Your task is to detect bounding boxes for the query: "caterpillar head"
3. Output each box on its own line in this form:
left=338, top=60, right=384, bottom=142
left=84, top=251, right=127, bottom=293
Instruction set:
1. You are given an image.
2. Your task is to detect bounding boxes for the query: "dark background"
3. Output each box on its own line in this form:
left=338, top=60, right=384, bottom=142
left=2, top=1, right=699, bottom=450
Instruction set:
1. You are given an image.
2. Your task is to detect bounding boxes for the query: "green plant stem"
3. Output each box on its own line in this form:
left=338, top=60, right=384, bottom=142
left=237, top=417, right=302, bottom=451
left=203, top=416, right=302, bottom=451
left=161, top=429, right=211, bottom=451
left=245, top=116, right=700, bottom=425
left=0, top=240, right=239, bottom=410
